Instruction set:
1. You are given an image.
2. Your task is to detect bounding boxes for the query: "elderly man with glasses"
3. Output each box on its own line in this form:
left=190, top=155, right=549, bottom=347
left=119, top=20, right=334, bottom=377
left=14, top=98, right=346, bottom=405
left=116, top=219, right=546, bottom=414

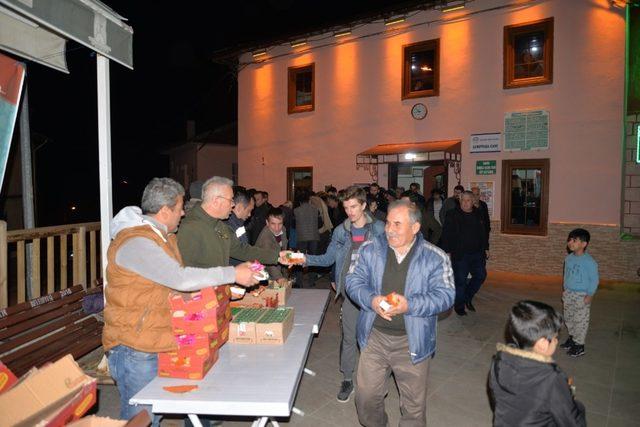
left=178, top=176, right=291, bottom=272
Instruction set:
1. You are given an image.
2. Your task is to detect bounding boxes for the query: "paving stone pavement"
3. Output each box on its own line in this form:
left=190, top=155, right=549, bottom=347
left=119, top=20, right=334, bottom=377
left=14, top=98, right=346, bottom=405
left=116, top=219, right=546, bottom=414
left=94, top=272, right=640, bottom=426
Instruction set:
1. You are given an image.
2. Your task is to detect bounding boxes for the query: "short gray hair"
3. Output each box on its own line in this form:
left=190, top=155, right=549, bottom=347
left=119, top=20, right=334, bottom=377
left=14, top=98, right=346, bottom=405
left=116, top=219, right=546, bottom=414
left=202, top=176, right=234, bottom=203
left=141, top=177, right=185, bottom=214
left=387, top=199, right=422, bottom=224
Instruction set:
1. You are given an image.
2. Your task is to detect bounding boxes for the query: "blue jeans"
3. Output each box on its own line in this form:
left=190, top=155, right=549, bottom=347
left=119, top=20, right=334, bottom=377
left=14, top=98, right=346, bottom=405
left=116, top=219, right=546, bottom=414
left=108, top=345, right=159, bottom=426
left=452, top=251, right=487, bottom=309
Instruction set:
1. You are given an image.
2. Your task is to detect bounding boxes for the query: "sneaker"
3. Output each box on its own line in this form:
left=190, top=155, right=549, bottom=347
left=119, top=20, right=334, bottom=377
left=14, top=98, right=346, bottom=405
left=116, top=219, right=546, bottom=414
left=567, top=344, right=585, bottom=357
left=560, top=336, right=575, bottom=350
left=337, top=380, right=354, bottom=402
left=454, top=306, right=467, bottom=316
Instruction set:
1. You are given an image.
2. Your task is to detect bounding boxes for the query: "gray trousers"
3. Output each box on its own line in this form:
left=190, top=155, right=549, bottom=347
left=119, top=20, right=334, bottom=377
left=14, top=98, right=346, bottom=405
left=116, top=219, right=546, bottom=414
left=340, top=294, right=360, bottom=380
left=563, top=290, right=591, bottom=345
left=356, top=328, right=430, bottom=427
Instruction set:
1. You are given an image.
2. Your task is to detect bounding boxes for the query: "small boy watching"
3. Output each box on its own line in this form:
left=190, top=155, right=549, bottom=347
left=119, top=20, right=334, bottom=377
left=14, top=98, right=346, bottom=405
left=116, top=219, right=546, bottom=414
left=489, top=300, right=586, bottom=426
left=560, top=228, right=599, bottom=357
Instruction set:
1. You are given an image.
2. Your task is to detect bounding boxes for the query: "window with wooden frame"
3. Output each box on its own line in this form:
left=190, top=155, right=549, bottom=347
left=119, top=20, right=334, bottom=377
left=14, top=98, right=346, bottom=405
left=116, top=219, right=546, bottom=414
left=504, top=18, right=553, bottom=89
left=288, top=63, right=315, bottom=114
left=402, top=39, right=440, bottom=99
left=501, top=159, right=550, bottom=236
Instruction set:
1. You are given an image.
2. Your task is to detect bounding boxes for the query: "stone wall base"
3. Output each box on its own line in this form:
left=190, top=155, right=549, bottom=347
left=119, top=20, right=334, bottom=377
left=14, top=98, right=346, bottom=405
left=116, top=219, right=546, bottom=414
left=487, top=221, right=640, bottom=283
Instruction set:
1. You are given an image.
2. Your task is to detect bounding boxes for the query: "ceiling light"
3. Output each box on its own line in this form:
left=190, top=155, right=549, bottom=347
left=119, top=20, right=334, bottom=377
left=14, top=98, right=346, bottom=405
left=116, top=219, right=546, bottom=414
left=252, top=49, right=267, bottom=58
left=439, top=1, right=466, bottom=12
left=334, top=30, right=352, bottom=38
left=405, top=153, right=417, bottom=160
left=385, top=16, right=406, bottom=26
left=420, top=65, right=433, bottom=72
left=291, top=40, right=307, bottom=48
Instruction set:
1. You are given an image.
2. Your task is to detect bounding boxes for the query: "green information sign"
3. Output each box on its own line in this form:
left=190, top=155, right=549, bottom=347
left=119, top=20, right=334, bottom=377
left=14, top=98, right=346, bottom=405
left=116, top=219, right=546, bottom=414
left=637, top=124, right=640, bottom=163
left=476, top=160, right=496, bottom=175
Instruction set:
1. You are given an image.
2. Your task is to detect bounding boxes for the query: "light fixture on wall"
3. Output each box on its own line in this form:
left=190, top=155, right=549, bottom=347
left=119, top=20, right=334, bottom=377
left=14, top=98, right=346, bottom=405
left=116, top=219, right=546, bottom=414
left=384, top=16, right=406, bottom=26
left=252, top=49, right=267, bottom=58
left=608, top=0, right=628, bottom=8
left=405, top=153, right=417, bottom=160
left=333, top=29, right=352, bottom=38
left=438, top=1, right=466, bottom=13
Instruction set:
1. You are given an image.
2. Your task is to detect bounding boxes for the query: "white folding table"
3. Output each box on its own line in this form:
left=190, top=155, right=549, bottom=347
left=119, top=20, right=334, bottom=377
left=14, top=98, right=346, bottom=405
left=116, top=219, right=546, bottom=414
left=130, top=289, right=330, bottom=427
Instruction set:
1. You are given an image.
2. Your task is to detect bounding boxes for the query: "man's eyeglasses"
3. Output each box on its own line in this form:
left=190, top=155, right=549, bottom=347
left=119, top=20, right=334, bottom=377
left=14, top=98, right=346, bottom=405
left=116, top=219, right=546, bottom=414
left=216, top=195, right=235, bottom=204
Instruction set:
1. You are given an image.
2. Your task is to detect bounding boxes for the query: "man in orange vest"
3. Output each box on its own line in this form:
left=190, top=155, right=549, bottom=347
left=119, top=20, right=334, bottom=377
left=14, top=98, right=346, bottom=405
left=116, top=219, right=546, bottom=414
left=103, top=177, right=259, bottom=423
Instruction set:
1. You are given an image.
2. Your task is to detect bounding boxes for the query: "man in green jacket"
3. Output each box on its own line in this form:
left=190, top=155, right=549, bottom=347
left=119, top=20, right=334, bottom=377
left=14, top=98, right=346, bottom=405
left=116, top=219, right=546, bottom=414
left=178, top=176, right=289, bottom=270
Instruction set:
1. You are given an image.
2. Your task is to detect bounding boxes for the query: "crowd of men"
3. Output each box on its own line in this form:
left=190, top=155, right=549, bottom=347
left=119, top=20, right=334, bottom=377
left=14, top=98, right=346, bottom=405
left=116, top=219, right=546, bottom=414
left=103, top=176, right=493, bottom=426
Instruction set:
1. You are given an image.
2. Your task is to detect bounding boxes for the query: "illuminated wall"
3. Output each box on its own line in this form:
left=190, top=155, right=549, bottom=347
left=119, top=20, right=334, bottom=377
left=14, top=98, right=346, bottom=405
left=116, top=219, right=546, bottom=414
left=238, top=0, right=625, bottom=225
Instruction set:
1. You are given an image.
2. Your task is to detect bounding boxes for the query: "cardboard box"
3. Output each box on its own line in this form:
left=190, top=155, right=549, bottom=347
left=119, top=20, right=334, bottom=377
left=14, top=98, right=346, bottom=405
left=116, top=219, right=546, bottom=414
left=171, top=301, right=231, bottom=335
left=68, top=412, right=150, bottom=427
left=267, top=280, right=293, bottom=306
left=228, top=308, right=269, bottom=344
left=0, top=354, right=97, bottom=427
left=168, top=286, right=230, bottom=313
left=158, top=344, right=219, bottom=380
left=0, top=360, right=18, bottom=393
left=230, top=286, right=278, bottom=308
left=229, top=307, right=294, bottom=345
left=256, top=307, right=295, bottom=345
left=68, top=416, right=127, bottom=427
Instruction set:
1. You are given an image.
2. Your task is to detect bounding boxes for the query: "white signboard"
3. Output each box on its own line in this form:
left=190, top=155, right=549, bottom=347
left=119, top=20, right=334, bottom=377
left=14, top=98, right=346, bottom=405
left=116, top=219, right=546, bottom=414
left=470, top=133, right=501, bottom=153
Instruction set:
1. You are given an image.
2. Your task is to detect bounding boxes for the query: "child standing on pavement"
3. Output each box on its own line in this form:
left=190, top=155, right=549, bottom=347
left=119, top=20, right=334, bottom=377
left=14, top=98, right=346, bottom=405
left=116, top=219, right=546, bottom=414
left=560, top=228, right=599, bottom=357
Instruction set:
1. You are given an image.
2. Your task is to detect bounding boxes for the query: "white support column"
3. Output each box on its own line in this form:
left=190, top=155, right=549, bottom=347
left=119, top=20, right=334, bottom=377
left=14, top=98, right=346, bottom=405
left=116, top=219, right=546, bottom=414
left=97, top=54, right=112, bottom=284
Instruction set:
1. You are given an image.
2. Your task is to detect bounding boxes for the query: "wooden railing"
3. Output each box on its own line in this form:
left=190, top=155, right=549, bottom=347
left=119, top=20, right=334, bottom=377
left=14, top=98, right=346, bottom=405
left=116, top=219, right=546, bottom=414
left=0, top=221, right=102, bottom=308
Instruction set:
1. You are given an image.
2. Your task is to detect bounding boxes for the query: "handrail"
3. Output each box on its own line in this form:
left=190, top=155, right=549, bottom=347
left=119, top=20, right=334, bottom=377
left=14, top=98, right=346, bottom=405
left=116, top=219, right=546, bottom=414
left=0, top=221, right=102, bottom=309
left=6, top=222, right=100, bottom=243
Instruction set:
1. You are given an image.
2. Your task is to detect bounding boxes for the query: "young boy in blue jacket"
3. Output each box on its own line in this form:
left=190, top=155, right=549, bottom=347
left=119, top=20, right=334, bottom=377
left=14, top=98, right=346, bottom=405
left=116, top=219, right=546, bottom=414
left=560, top=228, right=599, bottom=357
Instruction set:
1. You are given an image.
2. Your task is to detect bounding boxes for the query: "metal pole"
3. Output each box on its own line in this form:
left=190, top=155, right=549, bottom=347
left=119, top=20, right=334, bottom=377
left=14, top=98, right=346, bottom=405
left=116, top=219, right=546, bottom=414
left=97, top=54, right=112, bottom=284
left=19, top=76, right=35, bottom=299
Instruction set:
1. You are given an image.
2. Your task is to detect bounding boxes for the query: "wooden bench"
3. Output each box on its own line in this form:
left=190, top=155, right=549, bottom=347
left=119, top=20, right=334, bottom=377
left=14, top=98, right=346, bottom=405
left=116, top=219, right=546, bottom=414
left=0, top=285, right=104, bottom=377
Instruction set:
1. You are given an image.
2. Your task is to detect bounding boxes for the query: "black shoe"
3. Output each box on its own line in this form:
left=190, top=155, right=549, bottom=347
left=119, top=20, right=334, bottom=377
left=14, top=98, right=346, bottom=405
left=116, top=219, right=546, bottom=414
left=337, top=380, right=354, bottom=402
left=560, top=336, right=575, bottom=350
left=567, top=344, right=585, bottom=357
left=465, top=302, right=476, bottom=312
left=454, top=306, right=467, bottom=316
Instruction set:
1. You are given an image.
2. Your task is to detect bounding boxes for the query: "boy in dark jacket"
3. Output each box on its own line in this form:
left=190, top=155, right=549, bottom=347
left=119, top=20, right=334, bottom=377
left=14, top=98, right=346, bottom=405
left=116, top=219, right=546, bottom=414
left=489, top=300, right=586, bottom=427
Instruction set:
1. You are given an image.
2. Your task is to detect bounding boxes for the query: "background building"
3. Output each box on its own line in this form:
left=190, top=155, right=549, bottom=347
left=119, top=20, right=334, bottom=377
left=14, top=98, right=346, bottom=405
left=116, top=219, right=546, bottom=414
left=237, top=0, right=640, bottom=281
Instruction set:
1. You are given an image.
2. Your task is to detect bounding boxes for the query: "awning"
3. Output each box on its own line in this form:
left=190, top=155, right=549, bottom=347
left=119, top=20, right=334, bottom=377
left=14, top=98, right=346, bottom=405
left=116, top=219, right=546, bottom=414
left=0, top=0, right=133, bottom=71
left=356, top=140, right=461, bottom=165
left=0, top=6, right=68, bottom=73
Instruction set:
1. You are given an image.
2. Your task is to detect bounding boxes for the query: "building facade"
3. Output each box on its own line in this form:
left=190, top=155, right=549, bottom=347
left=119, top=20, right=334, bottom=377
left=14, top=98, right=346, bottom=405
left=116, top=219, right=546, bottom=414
left=237, top=0, right=640, bottom=282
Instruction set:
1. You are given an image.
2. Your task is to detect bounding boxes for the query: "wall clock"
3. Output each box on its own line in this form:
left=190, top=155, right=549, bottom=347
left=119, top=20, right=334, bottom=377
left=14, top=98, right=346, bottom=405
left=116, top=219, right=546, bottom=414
left=411, top=103, right=427, bottom=120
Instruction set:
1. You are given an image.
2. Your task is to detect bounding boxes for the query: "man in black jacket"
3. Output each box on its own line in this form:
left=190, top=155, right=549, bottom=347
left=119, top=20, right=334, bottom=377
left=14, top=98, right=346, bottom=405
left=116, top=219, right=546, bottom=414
left=441, top=191, right=489, bottom=315
left=248, top=191, right=273, bottom=244
left=471, top=186, right=491, bottom=237
left=489, top=300, right=586, bottom=426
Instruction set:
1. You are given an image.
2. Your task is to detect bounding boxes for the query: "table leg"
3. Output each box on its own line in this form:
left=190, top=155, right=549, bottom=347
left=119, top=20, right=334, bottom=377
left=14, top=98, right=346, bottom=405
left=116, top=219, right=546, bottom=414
left=187, top=414, right=203, bottom=427
left=251, top=417, right=268, bottom=427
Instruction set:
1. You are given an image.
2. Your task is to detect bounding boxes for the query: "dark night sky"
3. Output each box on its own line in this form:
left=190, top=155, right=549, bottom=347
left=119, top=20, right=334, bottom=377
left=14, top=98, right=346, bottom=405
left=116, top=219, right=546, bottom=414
left=11, top=0, right=418, bottom=226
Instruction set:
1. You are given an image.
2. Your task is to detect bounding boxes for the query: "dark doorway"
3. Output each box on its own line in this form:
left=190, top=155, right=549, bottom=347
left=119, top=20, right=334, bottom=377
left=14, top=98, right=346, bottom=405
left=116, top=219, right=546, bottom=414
left=286, top=167, right=313, bottom=203
left=388, top=161, right=447, bottom=197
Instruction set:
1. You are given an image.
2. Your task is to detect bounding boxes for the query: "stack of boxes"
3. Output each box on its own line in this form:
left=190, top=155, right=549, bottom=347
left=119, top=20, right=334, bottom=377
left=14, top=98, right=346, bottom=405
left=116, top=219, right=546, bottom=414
left=229, top=307, right=294, bottom=345
left=158, top=286, right=232, bottom=379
